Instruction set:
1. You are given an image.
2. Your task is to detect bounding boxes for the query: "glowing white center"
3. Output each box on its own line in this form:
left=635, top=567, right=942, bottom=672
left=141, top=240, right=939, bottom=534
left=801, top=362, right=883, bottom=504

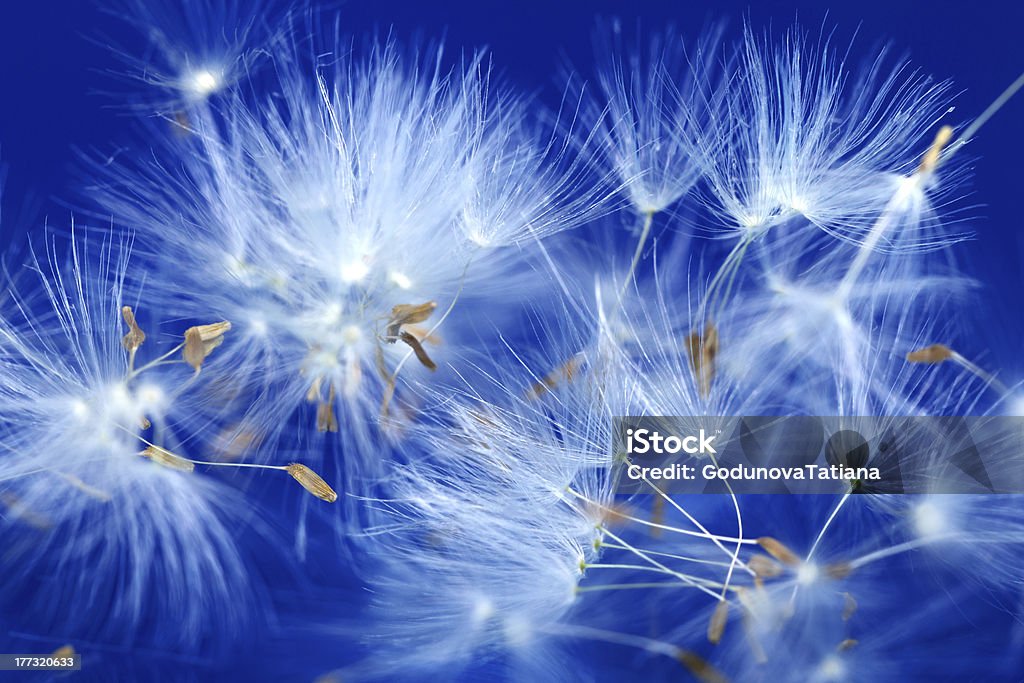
left=913, top=500, right=947, bottom=538
left=796, top=562, right=819, bottom=585
left=190, top=69, right=220, bottom=96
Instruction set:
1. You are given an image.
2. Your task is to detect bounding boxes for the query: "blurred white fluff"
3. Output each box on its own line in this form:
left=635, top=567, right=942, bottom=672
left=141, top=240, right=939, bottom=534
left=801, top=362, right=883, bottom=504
left=0, top=233, right=252, bottom=647
left=351, top=308, right=641, bottom=679
left=693, top=26, right=964, bottom=252
left=93, top=37, right=605, bottom=509
left=102, top=0, right=277, bottom=111
left=578, top=23, right=722, bottom=216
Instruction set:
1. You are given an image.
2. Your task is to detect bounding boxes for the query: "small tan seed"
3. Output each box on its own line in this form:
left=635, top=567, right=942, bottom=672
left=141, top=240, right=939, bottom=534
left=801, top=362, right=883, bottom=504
left=286, top=463, right=338, bottom=503
left=756, top=537, right=801, bottom=567
left=906, top=344, right=953, bottom=364
left=140, top=445, right=195, bottom=473
left=707, top=600, right=729, bottom=644
left=183, top=321, right=232, bottom=371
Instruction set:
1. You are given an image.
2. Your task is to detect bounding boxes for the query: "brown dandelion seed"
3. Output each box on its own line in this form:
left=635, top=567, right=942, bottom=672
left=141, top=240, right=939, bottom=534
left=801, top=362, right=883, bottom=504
left=906, top=343, right=953, bottom=364
left=183, top=321, right=232, bottom=371
left=286, top=463, right=338, bottom=503
left=317, top=384, right=339, bottom=433
left=686, top=323, right=718, bottom=397
left=707, top=600, right=729, bottom=644
left=675, top=650, right=730, bottom=683
left=918, top=125, right=954, bottom=175
left=756, top=537, right=801, bottom=567
left=825, top=562, right=853, bottom=580
left=842, top=592, right=858, bottom=621
left=306, top=375, right=323, bottom=403
left=404, top=324, right=442, bottom=345
left=399, top=330, right=437, bottom=371
left=837, top=638, right=859, bottom=652
left=140, top=445, right=195, bottom=473
left=385, top=301, right=437, bottom=340
left=120, top=306, right=146, bottom=352
left=527, top=356, right=582, bottom=399
left=748, top=554, right=783, bottom=578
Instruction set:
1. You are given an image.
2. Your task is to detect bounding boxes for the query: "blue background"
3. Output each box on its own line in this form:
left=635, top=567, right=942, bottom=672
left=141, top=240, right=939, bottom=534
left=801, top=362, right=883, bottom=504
left=0, top=1, right=1022, bottom=679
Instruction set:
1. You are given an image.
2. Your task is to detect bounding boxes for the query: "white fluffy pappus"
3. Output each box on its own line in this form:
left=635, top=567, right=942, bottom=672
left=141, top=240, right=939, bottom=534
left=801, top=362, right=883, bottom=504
left=92, top=34, right=607, bottom=521
left=691, top=25, right=966, bottom=253
left=0, top=231, right=258, bottom=649
left=100, top=0, right=281, bottom=112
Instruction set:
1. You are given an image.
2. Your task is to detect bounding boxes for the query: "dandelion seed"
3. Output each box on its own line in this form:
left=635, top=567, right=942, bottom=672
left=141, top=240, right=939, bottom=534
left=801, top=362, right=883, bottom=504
left=906, top=344, right=954, bottom=364
left=317, top=384, right=339, bottom=433
left=686, top=324, right=718, bottom=397
left=707, top=599, right=729, bottom=644
left=747, top=554, right=783, bottom=578
left=837, top=638, right=859, bottom=652
left=825, top=562, right=853, bottom=580
left=286, top=463, right=339, bottom=503
left=398, top=331, right=437, bottom=371
left=182, top=320, right=231, bottom=371
left=385, top=302, right=438, bottom=340
left=527, top=356, right=583, bottom=399
left=675, top=650, right=730, bottom=683
left=756, top=537, right=801, bottom=567
left=918, top=125, right=955, bottom=175
left=140, top=445, right=196, bottom=473
left=842, top=592, right=857, bottom=621
left=120, top=305, right=146, bottom=352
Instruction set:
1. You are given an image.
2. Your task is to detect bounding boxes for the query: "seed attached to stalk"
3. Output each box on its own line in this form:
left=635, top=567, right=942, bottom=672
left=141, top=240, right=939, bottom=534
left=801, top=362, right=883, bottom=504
left=317, top=384, right=339, bottom=433
left=398, top=330, right=437, bottom=371
left=120, top=306, right=146, bottom=352
left=527, top=356, right=582, bottom=399
left=183, top=321, right=232, bottom=371
left=756, top=537, right=801, bottom=567
left=842, top=592, right=858, bottom=621
left=748, top=554, right=783, bottom=578
left=917, top=125, right=954, bottom=175
left=686, top=323, right=718, bottom=397
left=286, top=463, right=338, bottom=503
left=385, top=301, right=437, bottom=340
left=825, top=562, right=853, bottom=580
left=906, top=344, right=953, bottom=364
left=140, top=445, right=195, bottom=473
left=675, top=650, right=729, bottom=683
left=707, top=600, right=729, bottom=644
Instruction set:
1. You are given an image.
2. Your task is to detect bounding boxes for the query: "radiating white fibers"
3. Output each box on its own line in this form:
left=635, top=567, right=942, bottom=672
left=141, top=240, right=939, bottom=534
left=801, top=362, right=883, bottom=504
left=3, top=7, right=1023, bottom=680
